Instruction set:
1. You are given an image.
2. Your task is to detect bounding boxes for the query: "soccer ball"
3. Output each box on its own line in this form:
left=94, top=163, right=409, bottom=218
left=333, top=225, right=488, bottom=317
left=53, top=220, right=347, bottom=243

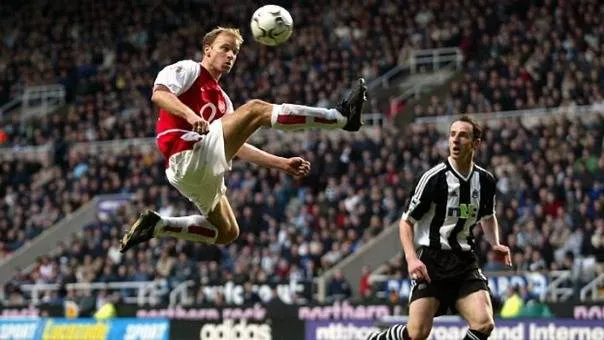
left=250, top=5, right=294, bottom=46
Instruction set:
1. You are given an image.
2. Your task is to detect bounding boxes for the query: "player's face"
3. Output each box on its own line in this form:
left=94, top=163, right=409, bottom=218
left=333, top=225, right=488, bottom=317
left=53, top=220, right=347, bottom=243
left=449, top=121, right=479, bottom=160
left=204, top=33, right=240, bottom=74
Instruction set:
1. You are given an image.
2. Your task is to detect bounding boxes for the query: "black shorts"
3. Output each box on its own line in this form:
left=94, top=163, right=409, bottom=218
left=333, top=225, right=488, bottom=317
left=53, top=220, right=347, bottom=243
left=409, top=247, right=490, bottom=317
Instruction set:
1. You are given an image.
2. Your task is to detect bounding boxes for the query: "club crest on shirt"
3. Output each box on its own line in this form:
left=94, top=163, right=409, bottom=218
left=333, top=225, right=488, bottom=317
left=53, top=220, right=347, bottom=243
left=472, top=189, right=479, bottom=199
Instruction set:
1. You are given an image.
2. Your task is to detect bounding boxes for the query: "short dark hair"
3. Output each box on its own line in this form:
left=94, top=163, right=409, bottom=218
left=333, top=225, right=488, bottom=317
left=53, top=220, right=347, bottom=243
left=452, top=115, right=482, bottom=141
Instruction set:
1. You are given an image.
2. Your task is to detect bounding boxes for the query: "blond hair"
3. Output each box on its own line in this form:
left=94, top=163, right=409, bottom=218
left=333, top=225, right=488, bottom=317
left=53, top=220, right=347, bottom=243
left=203, top=26, right=244, bottom=48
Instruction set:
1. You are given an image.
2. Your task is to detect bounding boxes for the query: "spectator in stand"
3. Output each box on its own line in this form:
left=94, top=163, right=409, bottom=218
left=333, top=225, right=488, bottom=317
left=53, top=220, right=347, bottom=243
left=326, top=269, right=352, bottom=303
left=500, top=285, right=523, bottom=319
left=359, top=265, right=372, bottom=298
left=242, top=281, right=262, bottom=305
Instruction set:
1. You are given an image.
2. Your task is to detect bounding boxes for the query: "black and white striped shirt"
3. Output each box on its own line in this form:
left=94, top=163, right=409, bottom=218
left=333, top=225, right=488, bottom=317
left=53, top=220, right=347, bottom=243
left=402, top=159, right=496, bottom=252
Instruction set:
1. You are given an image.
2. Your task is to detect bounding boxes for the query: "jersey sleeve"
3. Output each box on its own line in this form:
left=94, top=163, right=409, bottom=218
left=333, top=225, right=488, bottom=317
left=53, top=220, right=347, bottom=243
left=402, top=172, right=437, bottom=224
left=479, top=171, right=497, bottom=220
left=153, top=60, right=200, bottom=96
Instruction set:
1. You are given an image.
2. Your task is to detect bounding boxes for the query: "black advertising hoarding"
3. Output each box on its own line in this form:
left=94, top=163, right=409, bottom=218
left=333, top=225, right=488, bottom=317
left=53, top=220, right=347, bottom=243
left=136, top=302, right=304, bottom=340
left=169, top=318, right=301, bottom=340
left=547, top=301, right=604, bottom=320
left=195, top=280, right=313, bottom=306
left=132, top=301, right=399, bottom=340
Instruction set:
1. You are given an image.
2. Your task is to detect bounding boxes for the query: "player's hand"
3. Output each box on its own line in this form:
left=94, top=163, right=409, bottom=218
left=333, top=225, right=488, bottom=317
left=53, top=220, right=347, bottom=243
left=407, top=257, right=431, bottom=283
left=188, top=116, right=210, bottom=134
left=493, top=244, right=512, bottom=267
left=282, top=157, right=311, bottom=177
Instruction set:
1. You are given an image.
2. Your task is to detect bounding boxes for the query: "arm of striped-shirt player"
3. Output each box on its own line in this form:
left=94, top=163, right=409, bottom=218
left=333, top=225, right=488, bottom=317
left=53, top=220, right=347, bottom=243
left=402, top=169, right=438, bottom=224
left=478, top=170, right=497, bottom=220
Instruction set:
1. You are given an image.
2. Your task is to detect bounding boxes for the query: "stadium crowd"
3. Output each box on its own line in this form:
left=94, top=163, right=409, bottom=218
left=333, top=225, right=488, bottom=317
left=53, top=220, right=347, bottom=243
left=414, top=0, right=604, bottom=116
left=0, top=0, right=603, bottom=307
left=2, top=0, right=529, bottom=146
left=3, top=115, right=603, bottom=306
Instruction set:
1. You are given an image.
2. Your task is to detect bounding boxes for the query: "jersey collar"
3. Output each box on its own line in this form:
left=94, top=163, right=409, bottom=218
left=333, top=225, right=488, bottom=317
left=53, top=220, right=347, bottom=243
left=446, top=157, right=475, bottom=182
left=199, top=64, right=220, bottom=87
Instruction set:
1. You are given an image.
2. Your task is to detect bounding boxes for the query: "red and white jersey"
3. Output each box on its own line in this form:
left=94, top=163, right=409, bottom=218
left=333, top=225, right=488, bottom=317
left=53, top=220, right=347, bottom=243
left=154, top=60, right=234, bottom=162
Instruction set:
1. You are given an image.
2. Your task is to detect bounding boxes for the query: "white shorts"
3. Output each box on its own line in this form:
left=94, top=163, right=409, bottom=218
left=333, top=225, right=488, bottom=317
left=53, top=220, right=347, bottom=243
left=165, top=120, right=231, bottom=215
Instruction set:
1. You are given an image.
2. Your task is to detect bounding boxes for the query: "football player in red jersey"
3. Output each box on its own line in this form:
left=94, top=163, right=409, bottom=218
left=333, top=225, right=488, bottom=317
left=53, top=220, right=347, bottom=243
left=120, top=27, right=367, bottom=252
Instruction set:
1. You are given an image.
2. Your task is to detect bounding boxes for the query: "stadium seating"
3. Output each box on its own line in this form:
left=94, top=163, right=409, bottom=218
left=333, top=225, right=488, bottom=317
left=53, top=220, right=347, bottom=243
left=3, top=115, right=603, bottom=305
left=0, top=0, right=602, bottom=307
left=3, top=0, right=519, bottom=146
left=413, top=0, right=604, bottom=117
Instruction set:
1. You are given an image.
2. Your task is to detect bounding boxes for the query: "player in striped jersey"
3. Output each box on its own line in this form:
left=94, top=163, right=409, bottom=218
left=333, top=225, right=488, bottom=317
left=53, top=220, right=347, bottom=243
left=369, top=116, right=511, bottom=340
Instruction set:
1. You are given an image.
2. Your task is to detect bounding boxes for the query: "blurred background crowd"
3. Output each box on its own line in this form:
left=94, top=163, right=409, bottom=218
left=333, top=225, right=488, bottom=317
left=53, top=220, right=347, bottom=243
left=0, top=0, right=602, bottom=316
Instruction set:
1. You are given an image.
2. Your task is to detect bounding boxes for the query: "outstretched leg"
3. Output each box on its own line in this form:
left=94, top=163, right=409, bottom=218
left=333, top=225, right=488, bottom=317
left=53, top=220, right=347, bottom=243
left=120, top=197, right=239, bottom=252
left=221, top=78, right=367, bottom=161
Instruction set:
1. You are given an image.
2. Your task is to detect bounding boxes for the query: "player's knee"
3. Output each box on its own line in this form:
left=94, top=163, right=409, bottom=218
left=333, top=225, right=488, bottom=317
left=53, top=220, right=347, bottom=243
left=245, top=99, right=271, bottom=116
left=407, top=323, right=432, bottom=340
left=473, top=317, right=495, bottom=336
left=482, top=319, right=495, bottom=335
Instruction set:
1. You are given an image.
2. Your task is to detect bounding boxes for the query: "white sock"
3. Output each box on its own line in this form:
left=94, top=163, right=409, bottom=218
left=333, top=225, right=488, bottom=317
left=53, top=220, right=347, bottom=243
left=154, top=215, right=218, bottom=244
left=270, top=104, right=347, bottom=130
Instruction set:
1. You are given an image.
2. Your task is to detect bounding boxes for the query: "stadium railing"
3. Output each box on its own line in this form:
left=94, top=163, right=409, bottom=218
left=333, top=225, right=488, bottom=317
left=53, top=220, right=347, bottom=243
left=414, top=103, right=604, bottom=131
left=544, top=271, right=576, bottom=302
left=67, top=137, right=156, bottom=154
left=580, top=273, right=604, bottom=301
left=19, top=281, right=169, bottom=306
left=0, top=84, right=65, bottom=122
left=366, top=47, right=463, bottom=119
left=0, top=144, right=52, bottom=162
left=408, top=48, right=463, bottom=75
left=168, top=280, right=195, bottom=306
left=367, top=47, right=463, bottom=91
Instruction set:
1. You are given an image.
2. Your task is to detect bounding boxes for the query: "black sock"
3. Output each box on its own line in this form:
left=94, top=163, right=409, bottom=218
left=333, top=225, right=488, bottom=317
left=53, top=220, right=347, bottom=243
left=463, top=329, right=489, bottom=340
left=368, top=325, right=408, bottom=340
left=402, top=327, right=411, bottom=340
